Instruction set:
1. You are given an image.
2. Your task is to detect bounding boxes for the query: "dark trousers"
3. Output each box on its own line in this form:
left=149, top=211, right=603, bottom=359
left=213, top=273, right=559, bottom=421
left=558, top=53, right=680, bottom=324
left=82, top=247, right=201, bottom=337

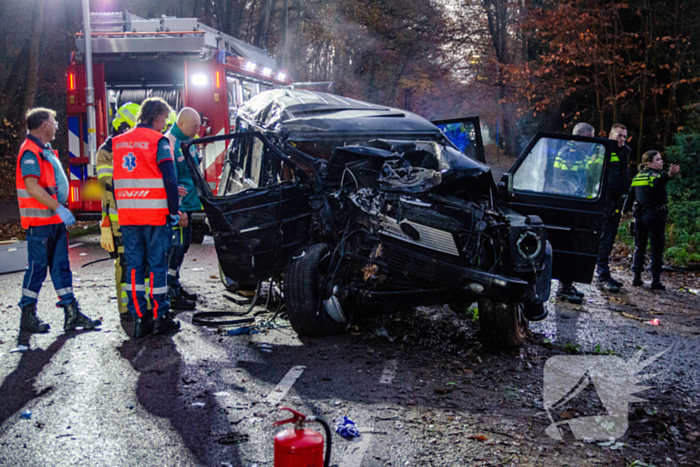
left=596, top=198, right=623, bottom=280
left=632, top=211, right=666, bottom=281
left=168, top=212, right=193, bottom=296
left=19, top=223, right=74, bottom=309
left=121, top=224, right=172, bottom=320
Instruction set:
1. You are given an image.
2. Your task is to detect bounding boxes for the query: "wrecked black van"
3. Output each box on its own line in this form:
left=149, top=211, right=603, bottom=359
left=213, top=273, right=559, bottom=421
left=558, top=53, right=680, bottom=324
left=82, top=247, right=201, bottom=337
left=183, top=89, right=616, bottom=347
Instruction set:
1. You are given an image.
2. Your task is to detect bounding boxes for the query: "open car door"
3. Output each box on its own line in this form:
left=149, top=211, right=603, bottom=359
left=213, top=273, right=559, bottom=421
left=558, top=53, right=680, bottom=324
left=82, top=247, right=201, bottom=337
left=500, top=132, right=617, bottom=284
left=432, top=116, right=486, bottom=163
left=182, top=132, right=313, bottom=286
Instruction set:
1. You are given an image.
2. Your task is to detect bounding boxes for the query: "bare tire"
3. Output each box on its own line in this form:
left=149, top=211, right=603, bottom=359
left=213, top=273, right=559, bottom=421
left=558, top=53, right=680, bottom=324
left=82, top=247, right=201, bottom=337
left=478, top=299, right=528, bottom=348
left=283, top=243, right=347, bottom=337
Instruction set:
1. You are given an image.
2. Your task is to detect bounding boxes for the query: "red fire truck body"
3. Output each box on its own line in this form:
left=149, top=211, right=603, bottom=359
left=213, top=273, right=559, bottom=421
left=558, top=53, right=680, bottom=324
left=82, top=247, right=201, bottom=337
left=66, top=11, right=291, bottom=218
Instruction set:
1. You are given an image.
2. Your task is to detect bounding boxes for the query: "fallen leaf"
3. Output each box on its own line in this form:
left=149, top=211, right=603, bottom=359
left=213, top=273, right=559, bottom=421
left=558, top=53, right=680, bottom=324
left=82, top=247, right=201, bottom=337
left=468, top=435, right=488, bottom=442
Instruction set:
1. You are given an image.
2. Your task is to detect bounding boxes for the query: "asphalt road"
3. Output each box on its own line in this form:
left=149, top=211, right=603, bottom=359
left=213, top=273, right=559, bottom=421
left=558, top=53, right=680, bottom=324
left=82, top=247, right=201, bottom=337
left=0, top=234, right=698, bottom=466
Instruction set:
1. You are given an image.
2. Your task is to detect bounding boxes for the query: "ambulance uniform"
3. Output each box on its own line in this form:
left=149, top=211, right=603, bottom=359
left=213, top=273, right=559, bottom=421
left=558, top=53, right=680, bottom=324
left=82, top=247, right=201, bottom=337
left=113, top=124, right=179, bottom=335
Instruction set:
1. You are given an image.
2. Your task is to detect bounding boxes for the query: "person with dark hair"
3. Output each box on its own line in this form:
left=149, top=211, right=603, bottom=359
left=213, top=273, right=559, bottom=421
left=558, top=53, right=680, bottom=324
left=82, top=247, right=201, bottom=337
left=595, top=123, right=631, bottom=293
left=113, top=97, right=182, bottom=337
left=623, top=150, right=680, bottom=290
left=16, top=107, right=101, bottom=333
left=165, top=107, right=202, bottom=310
left=96, top=102, right=141, bottom=320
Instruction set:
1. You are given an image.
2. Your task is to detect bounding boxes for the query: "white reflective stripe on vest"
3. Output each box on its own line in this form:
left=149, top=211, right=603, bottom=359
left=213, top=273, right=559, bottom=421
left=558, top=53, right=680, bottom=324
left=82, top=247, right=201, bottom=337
left=17, top=186, right=57, bottom=198
left=117, top=199, right=168, bottom=209
left=20, top=208, right=58, bottom=218
left=114, top=178, right=165, bottom=189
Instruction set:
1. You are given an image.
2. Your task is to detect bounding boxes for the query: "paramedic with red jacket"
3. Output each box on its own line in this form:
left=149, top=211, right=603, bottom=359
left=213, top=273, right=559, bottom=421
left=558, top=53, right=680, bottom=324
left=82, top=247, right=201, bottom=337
left=16, top=107, right=101, bottom=333
left=113, top=97, right=181, bottom=338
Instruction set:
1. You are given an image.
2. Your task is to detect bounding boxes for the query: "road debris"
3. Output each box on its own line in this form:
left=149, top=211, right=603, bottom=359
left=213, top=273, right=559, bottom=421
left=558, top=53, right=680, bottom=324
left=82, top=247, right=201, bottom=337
left=215, top=431, right=249, bottom=445
left=336, top=416, right=360, bottom=439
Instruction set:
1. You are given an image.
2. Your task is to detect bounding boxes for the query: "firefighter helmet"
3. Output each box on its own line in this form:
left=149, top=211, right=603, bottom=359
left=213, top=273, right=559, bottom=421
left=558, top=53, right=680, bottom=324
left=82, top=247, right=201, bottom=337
left=112, top=102, right=140, bottom=132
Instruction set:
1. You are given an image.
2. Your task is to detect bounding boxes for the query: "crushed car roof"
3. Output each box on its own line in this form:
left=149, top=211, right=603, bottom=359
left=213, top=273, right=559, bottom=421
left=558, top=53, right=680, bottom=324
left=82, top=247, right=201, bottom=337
left=237, top=88, right=442, bottom=140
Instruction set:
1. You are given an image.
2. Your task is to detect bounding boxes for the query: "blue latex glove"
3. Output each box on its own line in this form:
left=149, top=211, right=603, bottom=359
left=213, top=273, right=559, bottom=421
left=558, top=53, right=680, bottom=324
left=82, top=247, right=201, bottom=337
left=170, top=214, right=180, bottom=226
left=56, top=205, right=76, bottom=227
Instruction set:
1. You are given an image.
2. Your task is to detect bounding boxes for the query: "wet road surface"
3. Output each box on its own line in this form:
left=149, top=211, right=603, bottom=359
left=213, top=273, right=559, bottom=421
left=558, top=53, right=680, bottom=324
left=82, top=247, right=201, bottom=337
left=0, top=234, right=698, bottom=466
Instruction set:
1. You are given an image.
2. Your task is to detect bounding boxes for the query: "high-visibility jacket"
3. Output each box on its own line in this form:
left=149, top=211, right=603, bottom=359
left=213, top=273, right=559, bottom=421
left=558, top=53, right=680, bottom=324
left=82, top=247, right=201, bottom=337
left=113, top=127, right=170, bottom=226
left=15, top=138, right=63, bottom=229
left=629, top=168, right=669, bottom=209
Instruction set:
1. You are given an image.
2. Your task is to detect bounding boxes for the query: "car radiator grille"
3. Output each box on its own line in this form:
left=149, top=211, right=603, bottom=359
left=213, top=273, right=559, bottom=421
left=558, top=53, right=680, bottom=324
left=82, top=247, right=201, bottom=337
left=377, top=214, right=460, bottom=256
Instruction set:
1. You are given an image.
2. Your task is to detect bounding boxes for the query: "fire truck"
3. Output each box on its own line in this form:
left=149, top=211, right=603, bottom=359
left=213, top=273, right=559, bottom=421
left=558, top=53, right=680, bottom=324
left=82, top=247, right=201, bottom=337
left=66, top=10, right=292, bottom=224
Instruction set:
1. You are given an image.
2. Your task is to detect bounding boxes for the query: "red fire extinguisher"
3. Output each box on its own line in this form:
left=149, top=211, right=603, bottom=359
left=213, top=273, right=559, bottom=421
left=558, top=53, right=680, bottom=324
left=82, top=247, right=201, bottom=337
left=273, top=406, right=332, bottom=467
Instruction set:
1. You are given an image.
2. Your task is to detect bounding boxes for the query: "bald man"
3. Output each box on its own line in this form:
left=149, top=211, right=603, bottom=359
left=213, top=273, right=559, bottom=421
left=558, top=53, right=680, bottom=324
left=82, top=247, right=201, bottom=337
left=165, top=108, right=202, bottom=310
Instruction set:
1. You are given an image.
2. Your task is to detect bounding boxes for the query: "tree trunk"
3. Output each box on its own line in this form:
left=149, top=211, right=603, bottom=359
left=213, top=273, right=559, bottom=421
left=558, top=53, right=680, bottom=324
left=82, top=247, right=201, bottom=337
left=279, top=0, right=289, bottom=68
left=0, top=41, right=30, bottom=121
left=21, top=0, right=47, bottom=125
left=254, top=0, right=275, bottom=48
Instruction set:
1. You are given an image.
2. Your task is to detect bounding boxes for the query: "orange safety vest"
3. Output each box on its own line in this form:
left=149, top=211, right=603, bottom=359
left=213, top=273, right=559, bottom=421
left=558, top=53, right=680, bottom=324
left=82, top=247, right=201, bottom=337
left=15, top=138, right=63, bottom=229
left=113, top=127, right=171, bottom=226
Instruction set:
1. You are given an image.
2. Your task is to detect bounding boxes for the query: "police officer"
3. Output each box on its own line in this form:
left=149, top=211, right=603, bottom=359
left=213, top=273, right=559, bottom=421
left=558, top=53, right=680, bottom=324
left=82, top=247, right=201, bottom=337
left=553, top=122, right=595, bottom=197
left=96, top=102, right=140, bottom=319
left=165, top=107, right=202, bottom=310
left=16, top=108, right=101, bottom=333
left=113, top=97, right=181, bottom=337
left=624, top=150, right=680, bottom=290
left=595, top=124, right=630, bottom=292
left=554, top=122, right=595, bottom=304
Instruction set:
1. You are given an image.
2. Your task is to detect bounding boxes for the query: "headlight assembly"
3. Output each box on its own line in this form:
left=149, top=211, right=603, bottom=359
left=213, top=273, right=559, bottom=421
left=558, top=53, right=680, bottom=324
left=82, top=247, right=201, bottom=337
left=516, top=231, right=542, bottom=260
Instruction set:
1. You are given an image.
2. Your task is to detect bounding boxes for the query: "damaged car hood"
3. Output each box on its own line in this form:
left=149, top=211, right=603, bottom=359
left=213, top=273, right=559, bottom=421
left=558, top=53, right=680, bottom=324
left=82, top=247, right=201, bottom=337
left=326, top=139, right=495, bottom=194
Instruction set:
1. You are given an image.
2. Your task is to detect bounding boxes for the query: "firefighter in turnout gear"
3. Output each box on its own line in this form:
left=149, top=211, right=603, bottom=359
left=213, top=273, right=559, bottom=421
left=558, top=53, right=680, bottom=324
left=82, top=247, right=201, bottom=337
left=623, top=150, right=680, bottom=290
left=554, top=122, right=595, bottom=304
left=595, top=124, right=630, bottom=293
left=16, top=108, right=101, bottom=333
left=113, top=97, right=182, bottom=338
left=97, top=102, right=141, bottom=319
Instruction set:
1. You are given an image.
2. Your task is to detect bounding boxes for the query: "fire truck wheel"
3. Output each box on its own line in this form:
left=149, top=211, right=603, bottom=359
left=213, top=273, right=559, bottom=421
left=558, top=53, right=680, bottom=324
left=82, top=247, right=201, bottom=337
left=283, top=243, right=347, bottom=337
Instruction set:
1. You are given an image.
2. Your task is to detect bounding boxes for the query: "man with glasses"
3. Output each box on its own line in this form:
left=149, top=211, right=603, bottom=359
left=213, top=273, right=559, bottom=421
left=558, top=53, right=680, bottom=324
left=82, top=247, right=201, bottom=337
left=595, top=123, right=630, bottom=293
left=15, top=107, right=101, bottom=333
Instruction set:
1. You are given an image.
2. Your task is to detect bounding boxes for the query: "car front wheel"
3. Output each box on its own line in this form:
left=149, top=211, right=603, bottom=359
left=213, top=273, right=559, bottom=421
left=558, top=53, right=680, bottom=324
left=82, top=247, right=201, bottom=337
left=283, top=243, right=348, bottom=337
left=478, top=299, right=528, bottom=348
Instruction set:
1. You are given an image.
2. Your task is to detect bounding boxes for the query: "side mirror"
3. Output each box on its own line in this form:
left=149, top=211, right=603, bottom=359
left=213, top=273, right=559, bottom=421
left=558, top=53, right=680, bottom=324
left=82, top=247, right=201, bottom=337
left=499, top=173, right=511, bottom=197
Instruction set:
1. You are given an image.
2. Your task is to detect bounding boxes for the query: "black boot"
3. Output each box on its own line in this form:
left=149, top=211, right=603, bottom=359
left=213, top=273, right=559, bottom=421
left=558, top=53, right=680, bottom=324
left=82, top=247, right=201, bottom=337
left=170, top=294, right=196, bottom=310
left=20, top=303, right=50, bottom=333
left=133, top=315, right=153, bottom=338
left=153, top=315, right=180, bottom=335
left=632, top=273, right=643, bottom=287
left=62, top=301, right=101, bottom=331
left=180, top=286, right=197, bottom=301
left=651, top=280, right=666, bottom=291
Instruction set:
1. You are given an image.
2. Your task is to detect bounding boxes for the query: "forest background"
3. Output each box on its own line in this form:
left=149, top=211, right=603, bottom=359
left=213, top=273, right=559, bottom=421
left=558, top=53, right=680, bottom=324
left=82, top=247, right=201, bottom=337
left=1, top=0, right=699, bottom=264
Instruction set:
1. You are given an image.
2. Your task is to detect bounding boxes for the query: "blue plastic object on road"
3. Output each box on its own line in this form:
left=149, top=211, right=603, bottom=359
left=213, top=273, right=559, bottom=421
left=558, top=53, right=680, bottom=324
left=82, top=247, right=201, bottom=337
left=335, top=416, right=359, bottom=439
left=225, top=326, right=260, bottom=336
left=21, top=410, right=31, bottom=419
